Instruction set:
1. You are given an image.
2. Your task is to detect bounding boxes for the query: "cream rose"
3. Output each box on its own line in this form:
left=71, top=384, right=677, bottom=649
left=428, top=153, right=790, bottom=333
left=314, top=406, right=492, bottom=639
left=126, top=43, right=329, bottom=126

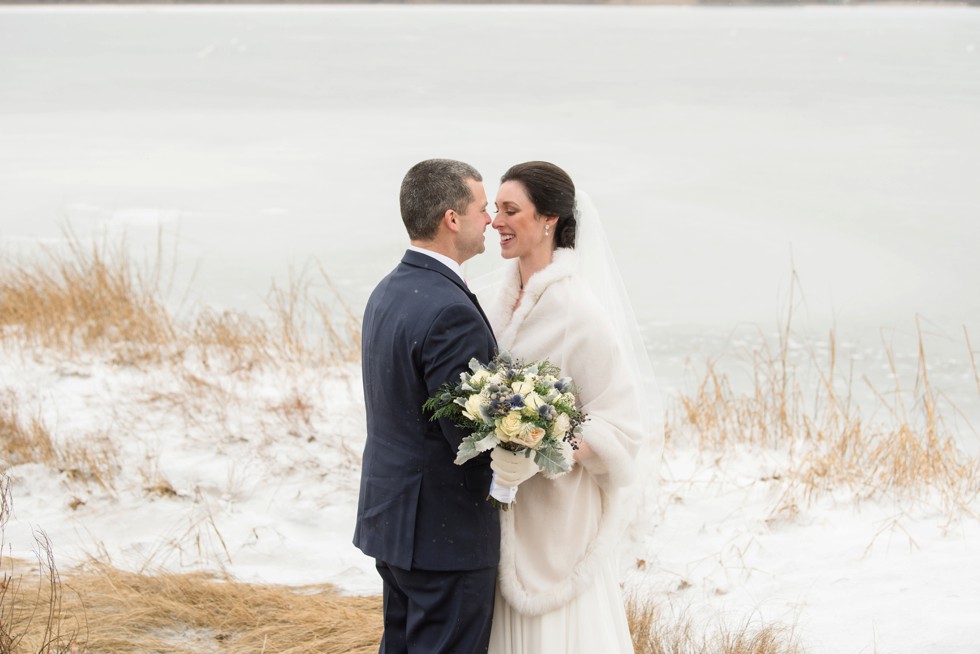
left=511, top=380, right=534, bottom=396
left=549, top=412, right=571, bottom=438
left=512, top=423, right=546, bottom=449
left=462, top=393, right=486, bottom=423
left=495, top=411, right=524, bottom=444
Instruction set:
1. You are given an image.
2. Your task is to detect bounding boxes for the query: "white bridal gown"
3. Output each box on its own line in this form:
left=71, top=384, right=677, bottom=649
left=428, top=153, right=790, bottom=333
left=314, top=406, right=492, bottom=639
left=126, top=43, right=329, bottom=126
left=488, top=556, right=634, bottom=653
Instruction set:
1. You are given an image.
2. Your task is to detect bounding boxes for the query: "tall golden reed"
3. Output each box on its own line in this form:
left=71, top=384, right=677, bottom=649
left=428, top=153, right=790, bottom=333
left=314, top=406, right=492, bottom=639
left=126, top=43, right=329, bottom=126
left=627, top=593, right=803, bottom=654
left=674, top=272, right=978, bottom=519
left=0, top=233, right=360, bottom=369
left=0, top=404, right=56, bottom=470
left=0, top=235, right=174, bottom=363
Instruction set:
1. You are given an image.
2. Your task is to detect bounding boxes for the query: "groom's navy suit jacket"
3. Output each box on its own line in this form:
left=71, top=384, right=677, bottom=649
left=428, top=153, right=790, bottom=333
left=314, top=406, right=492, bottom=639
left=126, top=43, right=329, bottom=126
left=354, top=250, right=500, bottom=571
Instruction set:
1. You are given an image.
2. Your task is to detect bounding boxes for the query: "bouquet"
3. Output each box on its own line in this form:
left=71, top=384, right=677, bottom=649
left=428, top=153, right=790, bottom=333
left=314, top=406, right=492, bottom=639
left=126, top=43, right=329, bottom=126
left=423, top=351, right=587, bottom=506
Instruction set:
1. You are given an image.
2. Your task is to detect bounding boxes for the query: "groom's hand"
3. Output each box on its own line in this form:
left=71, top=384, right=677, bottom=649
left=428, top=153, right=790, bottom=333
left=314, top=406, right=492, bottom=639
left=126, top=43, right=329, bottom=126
left=490, top=447, right=538, bottom=487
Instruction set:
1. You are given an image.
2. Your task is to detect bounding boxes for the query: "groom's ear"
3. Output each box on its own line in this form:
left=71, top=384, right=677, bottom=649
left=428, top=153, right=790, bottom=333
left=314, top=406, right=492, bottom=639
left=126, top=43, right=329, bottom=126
left=443, top=209, right=460, bottom=234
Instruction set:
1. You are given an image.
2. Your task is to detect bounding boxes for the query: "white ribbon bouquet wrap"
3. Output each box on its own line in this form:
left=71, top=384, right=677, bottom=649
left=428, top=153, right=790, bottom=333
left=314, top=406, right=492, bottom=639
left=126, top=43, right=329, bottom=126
left=423, top=352, right=587, bottom=508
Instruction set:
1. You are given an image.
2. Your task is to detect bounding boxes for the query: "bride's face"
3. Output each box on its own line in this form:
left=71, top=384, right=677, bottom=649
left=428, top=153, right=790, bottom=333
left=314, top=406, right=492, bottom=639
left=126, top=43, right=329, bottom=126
left=493, top=180, right=556, bottom=260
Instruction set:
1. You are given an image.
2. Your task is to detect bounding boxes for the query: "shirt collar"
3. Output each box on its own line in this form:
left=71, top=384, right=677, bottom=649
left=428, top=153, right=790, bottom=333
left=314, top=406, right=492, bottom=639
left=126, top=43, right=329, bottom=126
left=407, top=245, right=465, bottom=284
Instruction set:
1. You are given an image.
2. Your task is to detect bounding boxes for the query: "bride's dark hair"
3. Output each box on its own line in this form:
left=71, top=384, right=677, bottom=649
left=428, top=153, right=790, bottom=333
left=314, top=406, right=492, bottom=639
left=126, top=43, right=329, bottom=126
left=500, top=161, right=576, bottom=249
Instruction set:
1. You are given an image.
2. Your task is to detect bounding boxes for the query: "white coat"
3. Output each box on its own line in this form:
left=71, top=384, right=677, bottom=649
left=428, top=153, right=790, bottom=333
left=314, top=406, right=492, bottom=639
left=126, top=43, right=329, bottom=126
left=488, top=247, right=649, bottom=616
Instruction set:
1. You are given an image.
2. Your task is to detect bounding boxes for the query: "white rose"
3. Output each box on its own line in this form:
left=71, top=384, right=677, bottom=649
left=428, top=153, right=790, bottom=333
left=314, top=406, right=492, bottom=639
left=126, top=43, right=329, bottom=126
left=549, top=412, right=571, bottom=438
left=495, top=411, right=524, bottom=443
left=511, top=380, right=534, bottom=396
left=523, top=392, right=545, bottom=412
left=462, top=393, right=486, bottom=423
left=470, top=369, right=491, bottom=387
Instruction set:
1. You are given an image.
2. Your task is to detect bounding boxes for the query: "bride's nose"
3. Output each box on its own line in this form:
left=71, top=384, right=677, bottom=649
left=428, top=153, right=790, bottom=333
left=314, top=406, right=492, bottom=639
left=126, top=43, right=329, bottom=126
left=491, top=215, right=503, bottom=230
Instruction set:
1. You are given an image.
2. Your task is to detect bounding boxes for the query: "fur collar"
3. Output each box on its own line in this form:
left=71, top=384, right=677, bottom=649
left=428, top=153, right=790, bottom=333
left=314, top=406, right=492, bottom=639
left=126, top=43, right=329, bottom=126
left=492, top=248, right=578, bottom=350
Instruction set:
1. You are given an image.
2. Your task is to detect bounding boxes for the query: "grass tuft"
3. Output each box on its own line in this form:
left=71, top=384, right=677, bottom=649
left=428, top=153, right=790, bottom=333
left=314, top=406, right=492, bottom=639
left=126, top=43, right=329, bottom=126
left=0, top=235, right=174, bottom=363
left=627, top=594, right=804, bottom=654
left=0, top=402, right=57, bottom=470
left=0, top=234, right=360, bottom=370
left=673, top=271, right=978, bottom=519
left=3, top=468, right=382, bottom=653
left=1, top=478, right=81, bottom=654
left=0, top=552, right=382, bottom=653
left=65, top=563, right=383, bottom=654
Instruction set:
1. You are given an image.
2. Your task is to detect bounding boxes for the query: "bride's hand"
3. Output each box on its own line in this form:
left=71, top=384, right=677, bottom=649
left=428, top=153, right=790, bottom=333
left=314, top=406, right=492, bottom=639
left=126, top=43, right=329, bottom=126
left=490, top=447, right=538, bottom=487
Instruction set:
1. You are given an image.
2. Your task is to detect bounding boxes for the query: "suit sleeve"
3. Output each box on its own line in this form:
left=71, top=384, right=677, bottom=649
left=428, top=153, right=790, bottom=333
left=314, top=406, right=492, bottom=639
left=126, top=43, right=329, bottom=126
left=421, top=300, right=494, bottom=451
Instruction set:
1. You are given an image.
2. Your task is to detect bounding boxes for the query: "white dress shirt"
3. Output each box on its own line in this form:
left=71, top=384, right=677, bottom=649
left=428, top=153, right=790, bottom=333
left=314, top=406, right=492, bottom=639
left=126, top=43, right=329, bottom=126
left=407, top=245, right=465, bottom=285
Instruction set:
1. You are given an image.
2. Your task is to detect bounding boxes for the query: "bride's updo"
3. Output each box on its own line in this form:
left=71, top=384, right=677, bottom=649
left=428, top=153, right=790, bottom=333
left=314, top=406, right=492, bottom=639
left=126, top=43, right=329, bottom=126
left=500, top=161, right=576, bottom=249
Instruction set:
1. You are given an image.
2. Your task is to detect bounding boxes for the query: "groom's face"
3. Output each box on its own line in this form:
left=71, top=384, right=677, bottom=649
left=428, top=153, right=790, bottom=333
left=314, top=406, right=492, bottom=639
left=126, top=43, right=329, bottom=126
left=455, top=178, right=492, bottom=262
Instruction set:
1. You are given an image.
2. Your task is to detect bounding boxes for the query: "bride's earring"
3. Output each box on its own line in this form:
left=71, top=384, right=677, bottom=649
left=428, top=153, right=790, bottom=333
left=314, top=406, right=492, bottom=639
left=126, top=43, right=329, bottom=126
left=545, top=225, right=551, bottom=236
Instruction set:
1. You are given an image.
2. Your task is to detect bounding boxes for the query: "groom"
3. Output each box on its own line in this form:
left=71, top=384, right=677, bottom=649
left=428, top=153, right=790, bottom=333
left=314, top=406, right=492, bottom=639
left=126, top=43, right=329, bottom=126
left=354, top=159, right=500, bottom=653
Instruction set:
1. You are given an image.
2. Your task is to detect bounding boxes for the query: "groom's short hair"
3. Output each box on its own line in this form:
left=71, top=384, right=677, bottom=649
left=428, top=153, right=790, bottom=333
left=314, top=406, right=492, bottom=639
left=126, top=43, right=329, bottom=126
left=400, top=159, right=482, bottom=241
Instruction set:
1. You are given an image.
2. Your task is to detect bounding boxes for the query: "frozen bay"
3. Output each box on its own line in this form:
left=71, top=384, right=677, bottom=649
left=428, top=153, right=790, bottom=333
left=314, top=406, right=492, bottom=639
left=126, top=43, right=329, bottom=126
left=2, top=5, right=978, bottom=324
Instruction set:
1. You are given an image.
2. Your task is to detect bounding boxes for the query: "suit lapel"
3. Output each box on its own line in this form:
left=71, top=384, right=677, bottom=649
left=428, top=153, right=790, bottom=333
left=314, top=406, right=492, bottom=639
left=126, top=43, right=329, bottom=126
left=401, top=250, right=497, bottom=347
left=465, top=289, right=497, bottom=348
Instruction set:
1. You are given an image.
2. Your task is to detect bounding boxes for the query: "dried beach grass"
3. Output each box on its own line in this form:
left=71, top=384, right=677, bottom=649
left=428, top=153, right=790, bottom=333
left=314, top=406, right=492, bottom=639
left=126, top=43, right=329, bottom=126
left=188, top=265, right=360, bottom=372
left=1, top=237, right=359, bottom=499
left=0, top=402, right=57, bottom=470
left=0, top=234, right=360, bottom=370
left=1, top=399, right=117, bottom=493
left=0, top=533, right=79, bottom=654
left=54, top=433, right=119, bottom=495
left=0, top=234, right=175, bottom=364
left=6, top=566, right=803, bottom=654
left=62, top=563, right=382, bottom=654
left=2, top=562, right=795, bottom=654
left=1, top=476, right=80, bottom=654
left=675, top=271, right=979, bottom=518
left=1, top=468, right=381, bottom=653
left=627, top=594, right=803, bottom=654
left=1, top=554, right=382, bottom=653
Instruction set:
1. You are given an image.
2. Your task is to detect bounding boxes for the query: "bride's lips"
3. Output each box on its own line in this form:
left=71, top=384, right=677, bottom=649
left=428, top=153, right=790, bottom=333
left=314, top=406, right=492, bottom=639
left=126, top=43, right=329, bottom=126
left=499, top=233, right=515, bottom=246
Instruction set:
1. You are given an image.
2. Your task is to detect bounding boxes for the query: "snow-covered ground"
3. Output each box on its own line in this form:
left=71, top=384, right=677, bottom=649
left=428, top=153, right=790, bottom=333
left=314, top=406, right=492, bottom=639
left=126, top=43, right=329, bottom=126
left=1, top=351, right=371, bottom=590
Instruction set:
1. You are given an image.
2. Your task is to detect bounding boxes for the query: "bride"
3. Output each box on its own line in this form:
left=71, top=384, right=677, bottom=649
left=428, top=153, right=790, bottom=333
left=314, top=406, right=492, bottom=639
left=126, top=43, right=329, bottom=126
left=482, top=161, right=663, bottom=653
